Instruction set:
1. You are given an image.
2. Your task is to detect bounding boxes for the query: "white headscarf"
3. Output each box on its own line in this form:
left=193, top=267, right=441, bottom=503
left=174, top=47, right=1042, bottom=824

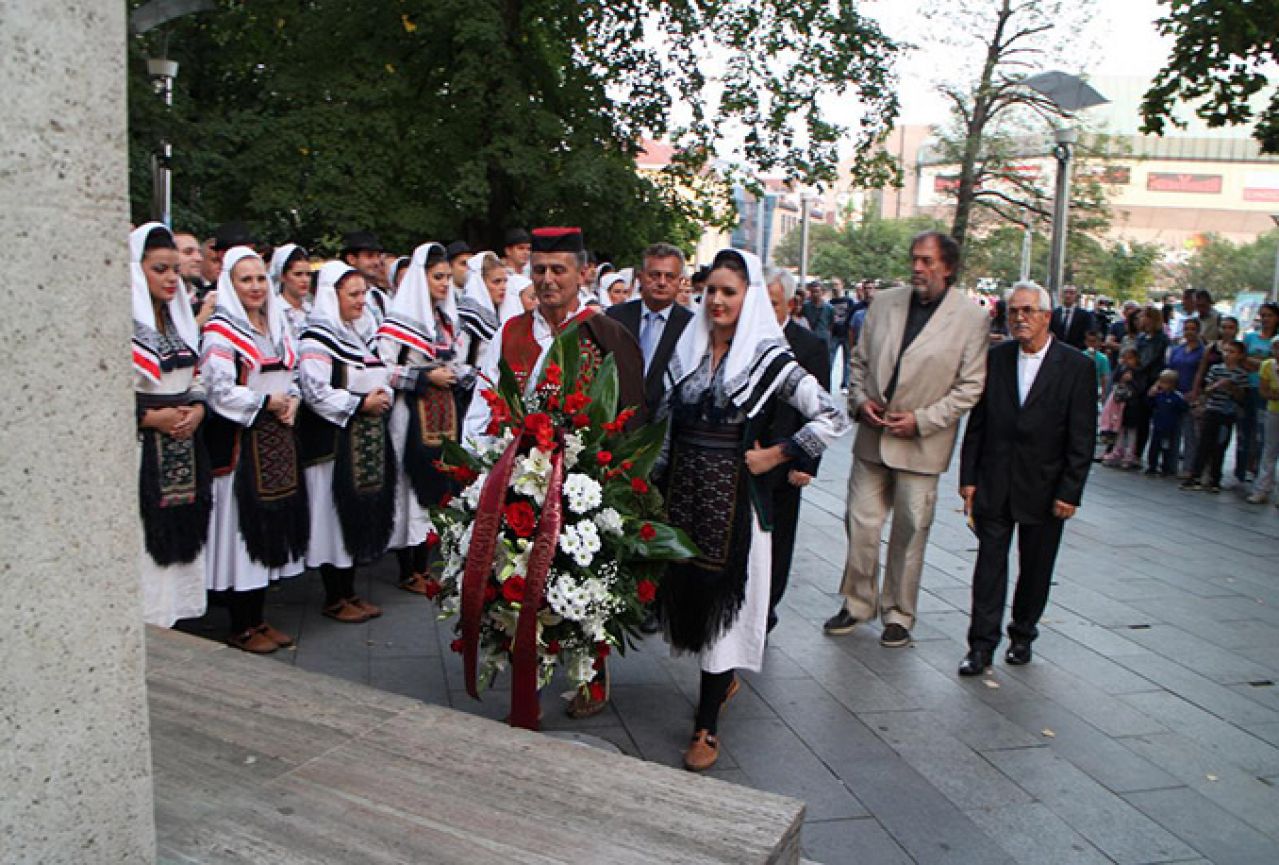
left=308, top=260, right=379, bottom=355
left=206, top=246, right=296, bottom=370
left=508, top=273, right=533, bottom=311
left=268, top=243, right=305, bottom=288
left=130, top=222, right=200, bottom=382
left=378, top=242, right=453, bottom=355
left=598, top=272, right=627, bottom=308
left=463, top=251, right=525, bottom=323
left=667, top=248, right=795, bottom=418
left=616, top=267, right=638, bottom=301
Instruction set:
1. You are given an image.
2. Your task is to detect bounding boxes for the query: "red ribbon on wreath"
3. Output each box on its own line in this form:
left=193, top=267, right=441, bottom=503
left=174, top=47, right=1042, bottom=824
left=458, top=428, right=567, bottom=729
left=459, top=436, right=522, bottom=700
left=508, top=448, right=564, bottom=730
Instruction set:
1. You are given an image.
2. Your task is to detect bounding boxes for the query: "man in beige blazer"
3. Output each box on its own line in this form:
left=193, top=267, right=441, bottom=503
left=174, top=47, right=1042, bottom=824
left=824, top=232, right=989, bottom=647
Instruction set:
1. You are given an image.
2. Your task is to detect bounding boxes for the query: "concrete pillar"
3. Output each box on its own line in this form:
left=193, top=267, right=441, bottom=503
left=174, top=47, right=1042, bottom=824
left=0, top=3, right=156, bottom=863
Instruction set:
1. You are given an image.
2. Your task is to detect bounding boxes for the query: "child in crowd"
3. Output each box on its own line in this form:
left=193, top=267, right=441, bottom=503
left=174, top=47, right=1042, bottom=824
left=1146, top=369, right=1188, bottom=476
left=1102, top=347, right=1141, bottom=468
left=1084, top=330, right=1111, bottom=402
left=1247, top=338, right=1279, bottom=505
left=1181, top=340, right=1250, bottom=493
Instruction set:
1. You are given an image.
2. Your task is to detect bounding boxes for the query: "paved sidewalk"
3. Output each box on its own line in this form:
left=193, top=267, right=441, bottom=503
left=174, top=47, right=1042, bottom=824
left=181, top=433, right=1279, bottom=864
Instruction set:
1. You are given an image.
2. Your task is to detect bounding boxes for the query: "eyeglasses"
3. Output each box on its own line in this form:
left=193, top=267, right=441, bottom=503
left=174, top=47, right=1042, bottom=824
left=1007, top=306, right=1047, bottom=318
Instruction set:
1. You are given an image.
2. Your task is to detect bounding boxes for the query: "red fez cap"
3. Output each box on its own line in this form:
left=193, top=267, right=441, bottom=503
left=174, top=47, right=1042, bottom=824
left=531, top=226, right=585, bottom=253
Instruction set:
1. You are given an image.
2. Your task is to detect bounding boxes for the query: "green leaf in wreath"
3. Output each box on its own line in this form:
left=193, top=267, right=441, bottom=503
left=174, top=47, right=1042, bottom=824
left=612, top=415, right=668, bottom=479
left=440, top=437, right=481, bottom=471
left=496, top=358, right=525, bottom=421
left=556, top=325, right=582, bottom=394
left=619, top=522, right=700, bottom=561
left=587, top=353, right=619, bottom=425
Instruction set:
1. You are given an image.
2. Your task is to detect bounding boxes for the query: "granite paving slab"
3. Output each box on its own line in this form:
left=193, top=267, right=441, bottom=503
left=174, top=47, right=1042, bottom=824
left=169, top=426, right=1279, bottom=862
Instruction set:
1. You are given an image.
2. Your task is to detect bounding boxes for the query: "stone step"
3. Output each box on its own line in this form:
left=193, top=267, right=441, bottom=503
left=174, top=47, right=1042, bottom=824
left=147, top=628, right=805, bottom=864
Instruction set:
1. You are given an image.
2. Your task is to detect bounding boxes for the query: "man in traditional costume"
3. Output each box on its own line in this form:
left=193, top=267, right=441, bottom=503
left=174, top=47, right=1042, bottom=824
left=501, top=227, right=532, bottom=278
left=463, top=227, right=646, bottom=442
left=341, top=230, right=391, bottom=322
left=446, top=240, right=473, bottom=292
left=462, top=226, right=646, bottom=719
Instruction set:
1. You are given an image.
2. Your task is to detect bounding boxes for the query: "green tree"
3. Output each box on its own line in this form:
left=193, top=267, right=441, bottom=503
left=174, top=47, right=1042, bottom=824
left=1084, top=240, right=1163, bottom=301
left=1172, top=231, right=1279, bottom=299
left=1141, top=0, right=1279, bottom=154
left=920, top=0, right=1100, bottom=252
left=963, top=225, right=1050, bottom=285
left=128, top=0, right=900, bottom=260
left=773, top=213, right=946, bottom=284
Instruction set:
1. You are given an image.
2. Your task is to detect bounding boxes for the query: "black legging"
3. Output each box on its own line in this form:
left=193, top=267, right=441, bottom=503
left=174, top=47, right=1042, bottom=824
left=320, top=564, right=356, bottom=607
left=222, top=587, right=266, bottom=635
left=395, top=543, right=429, bottom=582
left=694, top=670, right=735, bottom=735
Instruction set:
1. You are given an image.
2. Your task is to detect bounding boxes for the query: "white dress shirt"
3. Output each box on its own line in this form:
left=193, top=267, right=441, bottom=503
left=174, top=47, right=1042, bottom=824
left=1017, top=337, right=1051, bottom=405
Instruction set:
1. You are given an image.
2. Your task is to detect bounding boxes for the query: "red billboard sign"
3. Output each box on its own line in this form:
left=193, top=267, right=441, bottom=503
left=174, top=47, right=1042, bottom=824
left=1146, top=172, right=1222, bottom=194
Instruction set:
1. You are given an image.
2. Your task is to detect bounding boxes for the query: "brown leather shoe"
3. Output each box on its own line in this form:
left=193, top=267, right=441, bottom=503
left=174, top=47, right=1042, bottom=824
left=683, top=729, right=719, bottom=772
left=257, top=623, right=294, bottom=648
left=228, top=627, right=279, bottom=654
left=349, top=596, right=382, bottom=619
left=398, top=573, right=429, bottom=595
left=322, top=600, right=370, bottom=624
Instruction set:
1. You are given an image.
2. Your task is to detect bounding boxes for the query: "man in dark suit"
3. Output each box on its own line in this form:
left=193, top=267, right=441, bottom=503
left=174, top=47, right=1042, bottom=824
left=606, top=241, right=693, bottom=634
left=958, top=281, right=1096, bottom=676
left=1049, top=284, right=1094, bottom=350
left=605, top=242, right=694, bottom=417
left=764, top=268, right=831, bottom=631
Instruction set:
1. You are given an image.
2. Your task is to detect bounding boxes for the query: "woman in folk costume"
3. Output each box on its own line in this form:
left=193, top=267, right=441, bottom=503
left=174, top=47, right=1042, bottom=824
left=659, top=248, right=850, bottom=771
left=599, top=272, right=630, bottom=308
left=269, top=243, right=313, bottom=341
left=132, top=222, right=211, bottom=628
left=456, top=251, right=526, bottom=421
left=456, top=251, right=524, bottom=367
left=297, top=262, right=397, bottom=623
left=201, top=247, right=309, bottom=653
left=375, top=242, right=469, bottom=594
left=388, top=255, right=412, bottom=292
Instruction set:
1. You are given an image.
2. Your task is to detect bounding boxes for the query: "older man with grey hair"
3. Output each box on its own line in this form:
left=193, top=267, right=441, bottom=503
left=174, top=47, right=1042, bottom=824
left=763, top=266, right=832, bottom=630
left=957, top=280, right=1096, bottom=675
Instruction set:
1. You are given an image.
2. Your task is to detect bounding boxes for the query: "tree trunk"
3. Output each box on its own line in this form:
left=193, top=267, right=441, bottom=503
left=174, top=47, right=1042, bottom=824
left=950, top=0, right=1014, bottom=266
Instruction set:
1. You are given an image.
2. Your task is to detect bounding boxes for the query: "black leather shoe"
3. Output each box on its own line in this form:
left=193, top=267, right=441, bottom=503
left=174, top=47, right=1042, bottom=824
left=958, top=650, right=992, bottom=677
left=1005, top=642, right=1033, bottom=665
left=822, top=609, right=859, bottom=636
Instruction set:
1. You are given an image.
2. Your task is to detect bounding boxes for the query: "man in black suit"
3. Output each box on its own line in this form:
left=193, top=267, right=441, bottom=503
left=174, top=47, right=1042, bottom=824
left=1049, top=284, right=1094, bottom=350
left=958, top=281, right=1096, bottom=676
left=764, top=268, right=832, bottom=631
left=607, top=242, right=693, bottom=634
left=605, top=242, right=694, bottom=417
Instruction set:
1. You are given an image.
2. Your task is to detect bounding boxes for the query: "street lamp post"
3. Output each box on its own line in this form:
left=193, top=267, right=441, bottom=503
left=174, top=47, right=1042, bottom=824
left=1047, top=126, right=1077, bottom=300
left=798, top=191, right=815, bottom=291
left=130, top=0, right=215, bottom=226
left=147, top=57, right=178, bottom=227
left=1019, top=209, right=1033, bottom=282
left=1020, top=71, right=1108, bottom=303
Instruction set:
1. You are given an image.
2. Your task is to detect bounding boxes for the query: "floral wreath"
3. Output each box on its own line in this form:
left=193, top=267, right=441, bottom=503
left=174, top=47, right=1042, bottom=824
left=427, top=324, right=697, bottom=730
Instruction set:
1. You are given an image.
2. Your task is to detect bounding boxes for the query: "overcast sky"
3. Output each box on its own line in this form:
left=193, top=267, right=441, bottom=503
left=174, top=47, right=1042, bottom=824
left=863, top=0, right=1173, bottom=124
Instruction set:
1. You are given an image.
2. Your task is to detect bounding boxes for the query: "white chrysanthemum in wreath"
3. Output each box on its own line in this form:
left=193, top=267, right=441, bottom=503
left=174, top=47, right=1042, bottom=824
left=563, top=473, right=603, bottom=514
left=593, top=507, right=624, bottom=536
